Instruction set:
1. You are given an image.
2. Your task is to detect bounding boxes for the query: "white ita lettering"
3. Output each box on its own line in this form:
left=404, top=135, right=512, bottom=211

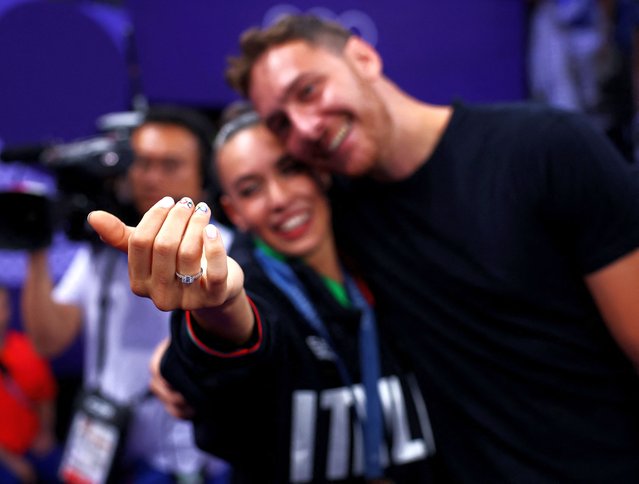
left=289, top=375, right=435, bottom=482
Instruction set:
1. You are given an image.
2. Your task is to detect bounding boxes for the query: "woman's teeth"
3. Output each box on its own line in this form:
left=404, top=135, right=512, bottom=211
left=280, top=213, right=309, bottom=231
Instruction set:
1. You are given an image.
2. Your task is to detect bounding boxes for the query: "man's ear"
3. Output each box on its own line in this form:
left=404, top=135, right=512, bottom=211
left=220, top=194, right=248, bottom=232
left=343, top=36, right=383, bottom=80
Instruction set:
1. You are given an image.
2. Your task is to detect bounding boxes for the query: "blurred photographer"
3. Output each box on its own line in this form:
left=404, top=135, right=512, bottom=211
left=20, top=106, right=232, bottom=483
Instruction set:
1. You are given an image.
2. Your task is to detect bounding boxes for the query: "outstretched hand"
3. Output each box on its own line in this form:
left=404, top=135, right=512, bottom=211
left=88, top=196, right=253, bottom=344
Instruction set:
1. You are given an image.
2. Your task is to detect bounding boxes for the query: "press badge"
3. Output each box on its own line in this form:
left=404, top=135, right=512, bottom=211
left=59, top=390, right=130, bottom=484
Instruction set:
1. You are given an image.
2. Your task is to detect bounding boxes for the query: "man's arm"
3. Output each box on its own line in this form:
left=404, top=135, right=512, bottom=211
left=21, top=249, right=83, bottom=357
left=585, top=247, right=639, bottom=366
left=148, top=338, right=195, bottom=420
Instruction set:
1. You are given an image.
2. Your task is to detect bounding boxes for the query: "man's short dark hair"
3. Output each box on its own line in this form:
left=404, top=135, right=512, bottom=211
left=226, top=14, right=352, bottom=97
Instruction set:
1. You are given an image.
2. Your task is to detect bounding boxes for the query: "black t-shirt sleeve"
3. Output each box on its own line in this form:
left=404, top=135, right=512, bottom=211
left=535, top=110, right=639, bottom=273
left=159, top=292, right=282, bottom=407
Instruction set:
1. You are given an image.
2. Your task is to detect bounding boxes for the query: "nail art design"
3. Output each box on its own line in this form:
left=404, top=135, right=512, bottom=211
left=178, top=197, right=194, bottom=209
left=195, top=203, right=209, bottom=213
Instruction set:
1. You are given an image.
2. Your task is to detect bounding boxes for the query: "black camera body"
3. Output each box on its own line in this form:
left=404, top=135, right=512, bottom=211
left=0, top=112, right=141, bottom=250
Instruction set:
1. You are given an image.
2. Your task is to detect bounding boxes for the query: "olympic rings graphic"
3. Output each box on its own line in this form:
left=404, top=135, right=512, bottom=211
left=262, top=4, right=379, bottom=47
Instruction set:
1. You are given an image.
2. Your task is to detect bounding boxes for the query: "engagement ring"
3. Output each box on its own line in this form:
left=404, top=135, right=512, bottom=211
left=175, top=268, right=203, bottom=285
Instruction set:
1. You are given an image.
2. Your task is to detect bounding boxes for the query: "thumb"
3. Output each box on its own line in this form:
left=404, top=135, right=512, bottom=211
left=86, top=210, right=133, bottom=253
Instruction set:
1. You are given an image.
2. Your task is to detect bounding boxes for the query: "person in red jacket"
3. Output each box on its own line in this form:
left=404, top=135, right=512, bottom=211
left=0, top=285, right=62, bottom=483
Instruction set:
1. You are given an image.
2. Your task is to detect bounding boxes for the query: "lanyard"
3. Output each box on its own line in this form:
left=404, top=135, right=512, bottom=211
left=254, top=248, right=384, bottom=479
left=95, top=247, right=120, bottom=381
left=93, top=247, right=151, bottom=403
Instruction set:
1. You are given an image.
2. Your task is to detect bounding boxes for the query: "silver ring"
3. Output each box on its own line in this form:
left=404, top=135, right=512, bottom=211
left=175, top=268, right=203, bottom=285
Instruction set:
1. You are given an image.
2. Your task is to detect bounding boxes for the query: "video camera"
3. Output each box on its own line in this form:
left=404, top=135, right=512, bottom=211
left=0, top=111, right=142, bottom=250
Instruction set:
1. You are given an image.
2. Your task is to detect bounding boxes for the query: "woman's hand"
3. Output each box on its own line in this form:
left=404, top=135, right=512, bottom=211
left=88, top=196, right=253, bottom=344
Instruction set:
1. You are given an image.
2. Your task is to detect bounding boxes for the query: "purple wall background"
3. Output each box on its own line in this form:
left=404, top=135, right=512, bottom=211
left=128, top=1, right=526, bottom=107
left=0, top=0, right=526, bottom=147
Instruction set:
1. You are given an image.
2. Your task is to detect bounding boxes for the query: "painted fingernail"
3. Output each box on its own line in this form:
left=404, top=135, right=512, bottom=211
left=157, top=196, right=174, bottom=208
left=178, top=197, right=194, bottom=209
left=195, top=202, right=209, bottom=214
left=205, top=224, right=218, bottom=240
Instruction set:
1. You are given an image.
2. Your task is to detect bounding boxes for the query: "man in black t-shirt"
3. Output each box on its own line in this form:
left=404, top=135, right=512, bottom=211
left=224, top=14, right=639, bottom=483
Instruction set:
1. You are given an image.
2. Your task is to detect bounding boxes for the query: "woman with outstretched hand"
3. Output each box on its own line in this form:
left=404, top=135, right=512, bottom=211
left=88, top=103, right=436, bottom=483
